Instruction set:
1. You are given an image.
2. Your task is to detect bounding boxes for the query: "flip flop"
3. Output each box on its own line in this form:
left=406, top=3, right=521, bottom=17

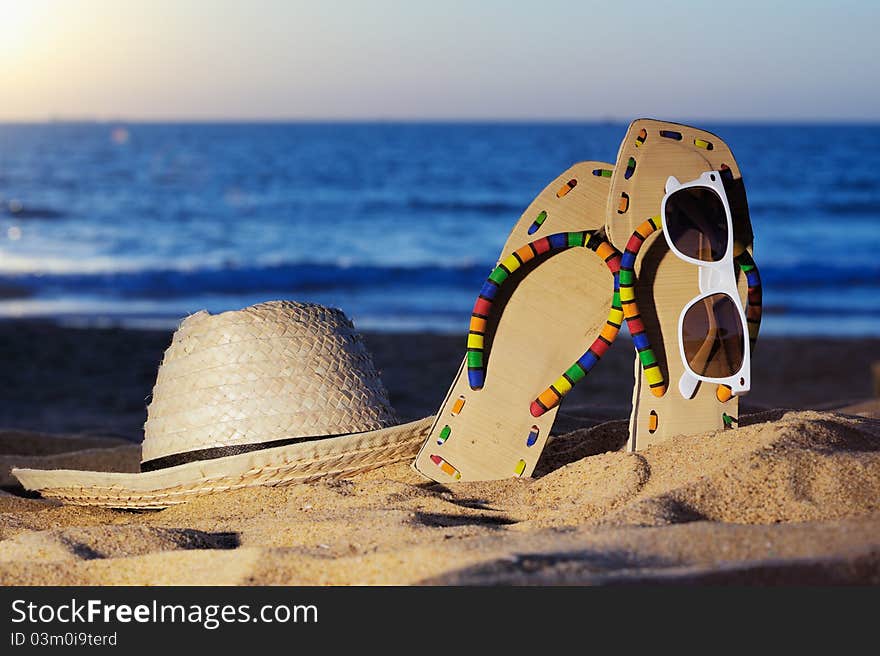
left=604, top=119, right=757, bottom=450
left=413, top=162, right=622, bottom=482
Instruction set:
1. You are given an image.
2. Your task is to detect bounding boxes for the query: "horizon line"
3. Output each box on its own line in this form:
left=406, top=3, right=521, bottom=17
left=1, top=116, right=879, bottom=126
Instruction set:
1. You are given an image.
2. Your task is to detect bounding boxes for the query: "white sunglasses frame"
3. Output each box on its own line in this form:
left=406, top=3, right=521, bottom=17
left=661, top=171, right=751, bottom=399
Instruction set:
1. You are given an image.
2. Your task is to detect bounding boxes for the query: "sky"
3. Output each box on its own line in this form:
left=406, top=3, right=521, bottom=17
left=0, top=0, right=877, bottom=122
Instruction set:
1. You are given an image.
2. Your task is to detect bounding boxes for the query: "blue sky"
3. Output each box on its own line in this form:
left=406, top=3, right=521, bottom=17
left=0, top=0, right=877, bottom=121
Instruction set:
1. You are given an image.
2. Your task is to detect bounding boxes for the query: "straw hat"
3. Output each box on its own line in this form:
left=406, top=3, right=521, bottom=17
left=13, top=301, right=432, bottom=509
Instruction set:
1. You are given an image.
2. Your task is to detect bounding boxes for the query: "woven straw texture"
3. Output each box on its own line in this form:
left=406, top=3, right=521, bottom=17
left=143, top=301, right=398, bottom=462
left=13, top=417, right=432, bottom=509
left=13, top=300, right=431, bottom=509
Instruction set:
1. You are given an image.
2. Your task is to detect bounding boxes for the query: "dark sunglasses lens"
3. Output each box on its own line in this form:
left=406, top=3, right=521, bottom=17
left=681, top=293, right=744, bottom=378
left=665, top=186, right=728, bottom=262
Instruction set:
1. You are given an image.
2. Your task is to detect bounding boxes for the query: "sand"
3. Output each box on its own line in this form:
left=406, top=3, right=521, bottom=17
left=0, top=324, right=878, bottom=585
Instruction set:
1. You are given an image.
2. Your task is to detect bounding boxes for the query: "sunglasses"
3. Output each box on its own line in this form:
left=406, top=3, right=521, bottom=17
left=661, top=171, right=751, bottom=399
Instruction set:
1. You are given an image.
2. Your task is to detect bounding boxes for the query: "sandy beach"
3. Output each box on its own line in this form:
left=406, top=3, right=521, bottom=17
left=0, top=322, right=878, bottom=585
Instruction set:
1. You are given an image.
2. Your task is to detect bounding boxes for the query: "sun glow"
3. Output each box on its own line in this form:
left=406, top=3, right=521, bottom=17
left=0, top=3, right=43, bottom=58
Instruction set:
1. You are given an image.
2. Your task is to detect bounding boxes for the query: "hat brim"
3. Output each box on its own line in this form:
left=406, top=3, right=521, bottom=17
left=13, top=417, right=433, bottom=509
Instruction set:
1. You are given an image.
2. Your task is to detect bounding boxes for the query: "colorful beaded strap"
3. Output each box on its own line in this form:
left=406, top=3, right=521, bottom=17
left=465, top=222, right=762, bottom=414
left=620, top=215, right=667, bottom=397
left=530, top=245, right=622, bottom=416
left=467, top=231, right=621, bottom=408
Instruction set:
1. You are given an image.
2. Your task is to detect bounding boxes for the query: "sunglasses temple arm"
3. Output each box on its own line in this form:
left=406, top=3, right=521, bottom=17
left=679, top=371, right=700, bottom=399
left=716, top=250, right=762, bottom=402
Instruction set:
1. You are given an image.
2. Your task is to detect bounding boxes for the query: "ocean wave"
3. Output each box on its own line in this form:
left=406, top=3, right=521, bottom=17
left=759, top=262, right=880, bottom=288
left=833, top=177, right=880, bottom=192
left=0, top=282, right=32, bottom=299
left=816, top=201, right=880, bottom=217
left=0, top=257, right=876, bottom=300
left=0, top=261, right=492, bottom=298
left=0, top=203, right=66, bottom=219
left=763, top=304, right=880, bottom=317
left=361, top=197, right=525, bottom=215
left=749, top=199, right=880, bottom=218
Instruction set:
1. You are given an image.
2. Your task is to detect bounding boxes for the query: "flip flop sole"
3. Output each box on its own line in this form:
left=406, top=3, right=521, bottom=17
left=604, top=119, right=754, bottom=450
left=413, top=162, right=616, bottom=482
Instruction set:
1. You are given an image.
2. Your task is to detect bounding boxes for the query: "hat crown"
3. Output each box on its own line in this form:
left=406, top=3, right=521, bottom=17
left=142, top=301, right=397, bottom=464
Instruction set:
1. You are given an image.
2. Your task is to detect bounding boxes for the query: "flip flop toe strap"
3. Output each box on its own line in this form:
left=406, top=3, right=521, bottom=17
left=620, top=216, right=667, bottom=397
left=530, top=239, right=622, bottom=416
left=465, top=230, right=622, bottom=416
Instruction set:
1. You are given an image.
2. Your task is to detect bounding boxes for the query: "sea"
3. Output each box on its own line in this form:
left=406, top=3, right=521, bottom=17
left=0, top=122, right=877, bottom=336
